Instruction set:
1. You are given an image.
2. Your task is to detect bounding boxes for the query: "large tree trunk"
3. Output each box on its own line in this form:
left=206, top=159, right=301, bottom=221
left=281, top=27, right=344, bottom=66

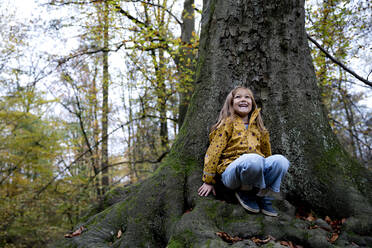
left=55, top=0, right=371, bottom=247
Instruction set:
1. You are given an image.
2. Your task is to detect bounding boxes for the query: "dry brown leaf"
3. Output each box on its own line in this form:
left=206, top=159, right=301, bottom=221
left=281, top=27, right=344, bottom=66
left=184, top=208, right=193, bottom=214
left=306, top=213, right=315, bottom=222
left=117, top=230, right=122, bottom=239
left=251, top=236, right=274, bottom=244
left=251, top=237, right=261, bottom=243
left=216, top=231, right=242, bottom=243
left=325, top=216, right=332, bottom=224
left=280, top=241, right=289, bottom=246
left=64, top=226, right=86, bottom=238
left=309, top=225, right=319, bottom=230
left=267, top=235, right=276, bottom=241
left=279, top=241, right=295, bottom=248
left=329, top=233, right=339, bottom=243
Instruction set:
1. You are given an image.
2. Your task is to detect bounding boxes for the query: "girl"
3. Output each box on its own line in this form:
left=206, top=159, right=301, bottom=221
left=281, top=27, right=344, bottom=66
left=197, top=86, right=289, bottom=217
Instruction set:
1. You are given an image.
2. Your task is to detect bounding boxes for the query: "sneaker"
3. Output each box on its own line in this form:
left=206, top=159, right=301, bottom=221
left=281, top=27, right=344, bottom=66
left=235, top=191, right=260, bottom=213
left=257, top=196, right=278, bottom=217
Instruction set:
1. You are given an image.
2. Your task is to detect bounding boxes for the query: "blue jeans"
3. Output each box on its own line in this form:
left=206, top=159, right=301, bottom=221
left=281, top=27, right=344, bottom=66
left=221, top=154, right=289, bottom=192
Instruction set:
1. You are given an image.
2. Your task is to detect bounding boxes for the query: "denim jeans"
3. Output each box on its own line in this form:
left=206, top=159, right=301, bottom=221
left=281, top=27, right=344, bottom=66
left=221, top=153, right=289, bottom=192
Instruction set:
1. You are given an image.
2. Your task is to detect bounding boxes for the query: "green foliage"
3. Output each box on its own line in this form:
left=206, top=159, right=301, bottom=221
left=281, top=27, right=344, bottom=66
left=0, top=88, right=63, bottom=247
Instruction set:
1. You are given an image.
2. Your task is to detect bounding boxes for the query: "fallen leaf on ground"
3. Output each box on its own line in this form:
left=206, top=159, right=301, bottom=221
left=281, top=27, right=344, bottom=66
left=64, top=226, right=86, bottom=238
left=309, top=224, right=319, bottom=229
left=329, top=233, right=339, bottom=243
left=184, top=208, right=193, bottom=214
left=325, top=216, right=332, bottom=224
left=251, top=235, right=275, bottom=244
left=117, top=230, right=122, bottom=238
left=306, top=213, right=315, bottom=222
left=280, top=241, right=295, bottom=248
left=216, top=231, right=242, bottom=243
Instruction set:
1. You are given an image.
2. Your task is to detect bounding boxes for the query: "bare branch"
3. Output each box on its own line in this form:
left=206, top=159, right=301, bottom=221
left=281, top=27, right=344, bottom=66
left=90, top=150, right=169, bottom=182
left=307, top=34, right=372, bottom=88
left=130, top=0, right=182, bottom=25
left=330, top=117, right=371, bottom=149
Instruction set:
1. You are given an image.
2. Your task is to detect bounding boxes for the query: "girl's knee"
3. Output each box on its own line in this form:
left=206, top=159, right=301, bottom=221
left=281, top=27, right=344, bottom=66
left=270, top=155, right=290, bottom=171
left=239, top=153, right=264, bottom=172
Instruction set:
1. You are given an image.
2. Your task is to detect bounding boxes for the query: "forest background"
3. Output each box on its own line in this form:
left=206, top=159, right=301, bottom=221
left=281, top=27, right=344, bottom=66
left=0, top=0, right=371, bottom=247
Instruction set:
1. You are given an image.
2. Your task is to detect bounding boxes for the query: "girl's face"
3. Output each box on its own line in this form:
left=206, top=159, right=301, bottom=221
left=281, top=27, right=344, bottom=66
left=232, top=88, right=252, bottom=118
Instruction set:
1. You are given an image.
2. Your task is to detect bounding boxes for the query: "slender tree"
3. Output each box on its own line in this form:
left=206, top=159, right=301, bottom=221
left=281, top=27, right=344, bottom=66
left=100, top=0, right=110, bottom=195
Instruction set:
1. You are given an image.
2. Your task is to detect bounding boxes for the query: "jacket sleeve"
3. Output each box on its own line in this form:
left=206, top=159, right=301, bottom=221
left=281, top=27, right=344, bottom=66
left=202, top=120, right=231, bottom=184
left=260, top=130, right=272, bottom=158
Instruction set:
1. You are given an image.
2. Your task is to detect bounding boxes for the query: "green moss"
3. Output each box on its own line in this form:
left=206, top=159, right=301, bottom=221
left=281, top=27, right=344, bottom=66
left=159, top=150, right=199, bottom=176
left=204, top=239, right=211, bottom=247
left=167, top=239, right=186, bottom=248
left=168, top=230, right=196, bottom=248
left=203, top=202, right=218, bottom=219
left=314, top=146, right=369, bottom=195
left=195, top=55, right=206, bottom=82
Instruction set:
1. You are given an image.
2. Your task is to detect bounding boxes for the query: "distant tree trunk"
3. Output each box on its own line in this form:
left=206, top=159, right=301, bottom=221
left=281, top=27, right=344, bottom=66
left=90, top=64, right=101, bottom=197
left=126, top=90, right=139, bottom=182
left=57, top=0, right=372, bottom=247
left=100, top=0, right=109, bottom=195
left=158, top=50, right=169, bottom=151
left=177, top=0, right=195, bottom=128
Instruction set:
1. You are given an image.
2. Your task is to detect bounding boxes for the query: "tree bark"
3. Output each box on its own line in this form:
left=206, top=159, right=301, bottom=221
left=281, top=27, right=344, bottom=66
left=177, top=0, right=195, bottom=128
left=55, top=0, right=372, bottom=247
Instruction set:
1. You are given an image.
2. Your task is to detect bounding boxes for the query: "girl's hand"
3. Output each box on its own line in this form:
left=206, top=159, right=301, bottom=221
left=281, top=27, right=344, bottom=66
left=198, top=183, right=216, bottom=197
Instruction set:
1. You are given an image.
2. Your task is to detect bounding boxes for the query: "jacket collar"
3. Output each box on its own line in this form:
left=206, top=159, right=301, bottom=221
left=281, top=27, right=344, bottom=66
left=234, top=108, right=261, bottom=126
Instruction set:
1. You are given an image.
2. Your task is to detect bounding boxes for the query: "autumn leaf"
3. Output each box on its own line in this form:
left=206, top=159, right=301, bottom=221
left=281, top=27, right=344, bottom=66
left=251, top=235, right=275, bottom=244
left=325, top=216, right=332, bottom=224
left=309, top=224, right=320, bottom=230
left=184, top=208, right=193, bottom=214
left=306, top=213, right=316, bottom=222
left=117, top=230, right=122, bottom=239
left=64, top=226, right=86, bottom=238
left=280, top=241, right=295, bottom=248
left=329, top=233, right=339, bottom=243
left=216, top=232, right=243, bottom=243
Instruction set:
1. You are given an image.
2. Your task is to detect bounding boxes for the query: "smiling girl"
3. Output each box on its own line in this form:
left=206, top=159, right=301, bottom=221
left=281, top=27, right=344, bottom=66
left=197, top=86, right=290, bottom=217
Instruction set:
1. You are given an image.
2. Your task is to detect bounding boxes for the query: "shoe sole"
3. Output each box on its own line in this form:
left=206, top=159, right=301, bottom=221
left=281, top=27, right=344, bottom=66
left=235, top=192, right=259, bottom=213
left=261, top=209, right=278, bottom=217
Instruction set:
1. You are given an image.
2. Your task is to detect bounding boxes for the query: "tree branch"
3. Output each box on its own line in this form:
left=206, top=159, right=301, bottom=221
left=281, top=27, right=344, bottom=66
left=330, top=117, right=371, bottom=149
left=307, top=34, right=372, bottom=88
left=89, top=150, right=169, bottom=183
left=130, top=0, right=182, bottom=25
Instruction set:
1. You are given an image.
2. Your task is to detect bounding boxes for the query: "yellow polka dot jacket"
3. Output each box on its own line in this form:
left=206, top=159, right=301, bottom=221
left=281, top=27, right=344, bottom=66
left=202, top=108, right=272, bottom=184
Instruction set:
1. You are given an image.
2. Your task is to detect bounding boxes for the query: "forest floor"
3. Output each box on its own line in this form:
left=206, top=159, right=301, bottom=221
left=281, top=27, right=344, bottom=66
left=59, top=188, right=372, bottom=248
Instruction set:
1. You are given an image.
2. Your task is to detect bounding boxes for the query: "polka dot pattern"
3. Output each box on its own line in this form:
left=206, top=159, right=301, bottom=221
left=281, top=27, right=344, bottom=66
left=202, top=109, right=272, bottom=184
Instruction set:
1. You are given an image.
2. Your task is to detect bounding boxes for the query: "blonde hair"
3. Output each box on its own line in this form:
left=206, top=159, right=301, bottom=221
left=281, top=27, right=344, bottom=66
left=211, top=86, right=267, bottom=132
